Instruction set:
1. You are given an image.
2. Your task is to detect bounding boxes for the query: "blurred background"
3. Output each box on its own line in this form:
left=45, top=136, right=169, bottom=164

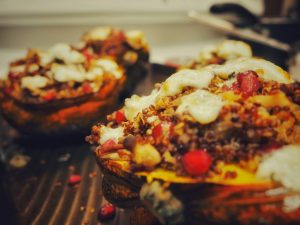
left=1, top=0, right=300, bottom=77
left=1, top=0, right=300, bottom=78
left=0, top=0, right=263, bottom=74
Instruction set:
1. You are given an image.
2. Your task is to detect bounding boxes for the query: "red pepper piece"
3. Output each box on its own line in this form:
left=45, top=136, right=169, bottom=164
left=8, top=72, right=20, bottom=80
left=153, top=123, right=163, bottom=142
left=68, top=174, right=81, bottom=186
left=152, top=122, right=173, bottom=143
left=42, top=90, right=57, bottom=101
left=236, top=70, right=260, bottom=97
left=98, top=203, right=116, bottom=222
left=82, top=82, right=92, bottom=94
left=82, top=49, right=94, bottom=61
left=100, top=139, right=123, bottom=154
left=183, top=150, right=212, bottom=176
left=115, top=110, right=126, bottom=123
left=4, top=86, right=13, bottom=95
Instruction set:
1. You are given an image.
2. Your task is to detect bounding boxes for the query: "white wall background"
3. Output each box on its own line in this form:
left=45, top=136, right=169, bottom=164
left=0, top=0, right=263, bottom=77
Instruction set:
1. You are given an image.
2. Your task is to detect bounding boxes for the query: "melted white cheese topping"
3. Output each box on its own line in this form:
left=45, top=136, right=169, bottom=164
left=95, top=59, right=122, bottom=79
left=99, top=126, right=124, bottom=144
left=83, top=27, right=112, bottom=41
left=50, top=58, right=121, bottom=83
left=256, top=145, right=300, bottom=191
left=217, top=40, right=252, bottom=60
left=124, top=89, right=160, bottom=121
left=49, top=43, right=85, bottom=64
left=10, top=65, right=26, bottom=73
left=197, top=40, right=252, bottom=63
left=125, top=30, right=147, bottom=49
left=161, top=69, right=214, bottom=97
left=21, top=75, right=49, bottom=90
left=39, top=51, right=54, bottom=66
left=86, top=67, right=104, bottom=81
left=176, top=90, right=224, bottom=124
left=212, top=57, right=292, bottom=83
left=51, top=64, right=86, bottom=82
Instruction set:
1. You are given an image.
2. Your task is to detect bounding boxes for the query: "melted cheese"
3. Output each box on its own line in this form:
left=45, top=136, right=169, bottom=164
left=21, top=75, right=49, bottom=90
left=27, top=64, right=39, bottom=73
left=197, top=40, right=252, bottom=63
left=256, top=145, right=300, bottom=191
left=83, top=27, right=112, bottom=41
left=162, top=57, right=291, bottom=97
left=124, top=89, right=159, bottom=121
left=95, top=59, right=122, bottom=79
left=49, top=43, right=85, bottom=64
left=51, top=64, right=85, bottom=82
left=161, top=69, right=214, bottom=96
left=212, top=57, right=292, bottom=83
left=217, top=40, right=252, bottom=60
left=39, top=51, right=54, bottom=66
left=86, top=67, right=104, bottom=81
left=197, top=45, right=216, bottom=62
left=10, top=65, right=26, bottom=73
left=125, top=30, right=147, bottom=49
left=176, top=90, right=224, bottom=124
left=99, top=126, right=124, bottom=144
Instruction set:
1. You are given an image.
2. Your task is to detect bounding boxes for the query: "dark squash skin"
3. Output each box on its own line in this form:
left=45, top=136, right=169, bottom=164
left=0, top=76, right=125, bottom=137
left=95, top=154, right=300, bottom=225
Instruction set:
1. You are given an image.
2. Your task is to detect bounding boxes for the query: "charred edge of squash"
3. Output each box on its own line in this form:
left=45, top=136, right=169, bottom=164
left=102, top=173, right=142, bottom=208
left=0, top=77, right=125, bottom=135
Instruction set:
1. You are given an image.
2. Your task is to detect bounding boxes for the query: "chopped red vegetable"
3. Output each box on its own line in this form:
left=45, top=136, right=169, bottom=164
left=82, top=49, right=94, bottom=62
left=100, top=139, right=124, bottom=154
left=82, top=82, right=92, bottom=94
left=68, top=174, right=81, bottom=186
left=236, top=70, right=260, bottom=97
left=42, top=90, right=57, bottom=101
left=115, top=110, right=126, bottom=123
left=152, top=122, right=172, bottom=143
left=183, top=150, right=212, bottom=176
left=98, top=203, right=116, bottom=222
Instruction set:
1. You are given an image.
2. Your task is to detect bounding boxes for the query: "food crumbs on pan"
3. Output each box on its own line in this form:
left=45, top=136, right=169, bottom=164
left=54, top=182, right=63, bottom=187
left=88, top=171, right=97, bottom=178
left=68, top=174, right=81, bottom=186
left=98, top=203, right=116, bottom=222
left=68, top=165, right=76, bottom=172
left=9, top=154, right=31, bottom=168
left=57, top=153, right=71, bottom=162
left=89, top=207, right=95, bottom=213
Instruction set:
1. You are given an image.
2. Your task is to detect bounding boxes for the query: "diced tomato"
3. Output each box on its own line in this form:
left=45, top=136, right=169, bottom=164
left=236, top=70, right=260, bottom=97
left=183, top=150, right=212, bottom=176
left=115, top=110, right=126, bottom=123
left=82, top=49, right=94, bottom=62
left=42, top=90, right=57, bottom=101
left=100, top=139, right=123, bottom=154
left=82, top=82, right=92, bottom=94
left=153, top=124, right=163, bottom=142
left=4, top=86, right=12, bottom=95
left=68, top=174, right=81, bottom=186
left=152, top=122, right=173, bottom=143
left=98, top=203, right=116, bottom=222
left=8, top=72, right=20, bottom=80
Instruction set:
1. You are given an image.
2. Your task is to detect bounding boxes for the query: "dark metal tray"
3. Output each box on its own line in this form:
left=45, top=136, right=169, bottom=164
left=0, top=64, right=175, bottom=225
